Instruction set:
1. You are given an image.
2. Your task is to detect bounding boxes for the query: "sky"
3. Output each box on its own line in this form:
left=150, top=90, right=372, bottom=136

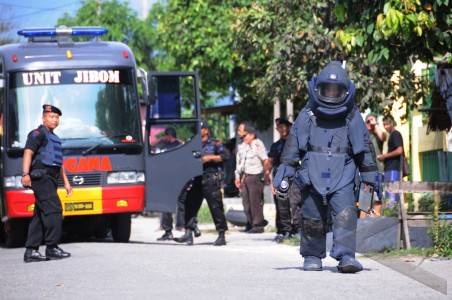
left=0, top=0, right=156, bottom=36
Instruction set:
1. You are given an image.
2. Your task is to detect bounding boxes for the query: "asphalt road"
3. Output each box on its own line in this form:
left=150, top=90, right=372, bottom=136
left=0, top=216, right=450, bottom=300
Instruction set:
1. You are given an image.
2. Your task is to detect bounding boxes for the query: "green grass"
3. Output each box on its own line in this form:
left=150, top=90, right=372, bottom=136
left=366, top=247, right=436, bottom=258
left=283, top=235, right=301, bottom=246
left=197, top=204, right=214, bottom=224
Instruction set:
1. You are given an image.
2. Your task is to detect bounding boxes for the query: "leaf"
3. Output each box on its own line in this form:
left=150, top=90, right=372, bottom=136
left=355, top=34, right=365, bottom=46
left=333, top=4, right=346, bottom=23
left=381, top=47, right=390, bottom=60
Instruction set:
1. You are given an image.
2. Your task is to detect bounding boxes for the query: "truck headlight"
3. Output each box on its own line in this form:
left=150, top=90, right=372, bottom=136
left=107, top=172, right=145, bottom=184
left=4, top=176, right=23, bottom=188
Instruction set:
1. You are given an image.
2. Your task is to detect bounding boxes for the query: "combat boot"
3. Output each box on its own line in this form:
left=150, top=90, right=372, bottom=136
left=174, top=229, right=193, bottom=245
left=24, top=248, right=48, bottom=263
left=193, top=224, right=202, bottom=238
left=213, top=231, right=226, bottom=246
left=46, top=246, right=71, bottom=260
left=157, top=230, right=173, bottom=241
left=303, top=256, right=322, bottom=271
left=337, top=256, right=363, bottom=273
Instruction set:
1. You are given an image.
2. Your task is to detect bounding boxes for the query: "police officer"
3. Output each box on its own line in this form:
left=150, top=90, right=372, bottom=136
left=273, top=61, right=377, bottom=273
left=175, top=123, right=229, bottom=246
left=22, top=104, right=72, bottom=263
left=235, top=124, right=270, bottom=233
left=269, top=118, right=300, bottom=243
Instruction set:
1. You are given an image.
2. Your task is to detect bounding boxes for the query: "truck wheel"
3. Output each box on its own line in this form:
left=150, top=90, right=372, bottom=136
left=3, top=219, right=28, bottom=248
left=111, top=213, right=131, bottom=243
left=94, top=216, right=109, bottom=239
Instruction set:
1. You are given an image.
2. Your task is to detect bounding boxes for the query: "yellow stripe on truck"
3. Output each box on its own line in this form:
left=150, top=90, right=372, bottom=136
left=58, top=187, right=102, bottom=216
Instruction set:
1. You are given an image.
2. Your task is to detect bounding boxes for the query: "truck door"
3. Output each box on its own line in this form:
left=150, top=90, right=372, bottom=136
left=144, top=72, right=202, bottom=212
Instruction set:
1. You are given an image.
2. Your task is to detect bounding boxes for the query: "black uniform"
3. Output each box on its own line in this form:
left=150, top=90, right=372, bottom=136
left=24, top=125, right=63, bottom=249
left=184, top=138, right=229, bottom=232
left=268, top=138, right=301, bottom=235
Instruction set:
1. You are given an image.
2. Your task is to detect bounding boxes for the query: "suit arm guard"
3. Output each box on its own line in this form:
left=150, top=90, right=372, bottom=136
left=273, top=164, right=295, bottom=189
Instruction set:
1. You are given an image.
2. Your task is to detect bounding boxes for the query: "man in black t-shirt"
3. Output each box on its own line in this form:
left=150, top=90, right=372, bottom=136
left=269, top=118, right=300, bottom=242
left=377, top=115, right=404, bottom=205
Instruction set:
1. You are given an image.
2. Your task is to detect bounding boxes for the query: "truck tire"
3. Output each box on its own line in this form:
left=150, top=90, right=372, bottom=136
left=3, top=219, right=28, bottom=248
left=94, top=216, right=109, bottom=239
left=111, top=213, right=131, bottom=243
left=225, top=209, right=248, bottom=227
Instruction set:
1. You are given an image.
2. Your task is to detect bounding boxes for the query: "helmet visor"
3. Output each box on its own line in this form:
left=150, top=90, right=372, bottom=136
left=317, top=83, right=347, bottom=104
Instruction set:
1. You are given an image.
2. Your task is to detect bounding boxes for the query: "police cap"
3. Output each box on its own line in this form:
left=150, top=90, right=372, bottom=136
left=42, top=104, right=62, bottom=116
left=275, top=117, right=292, bottom=126
left=201, top=121, right=210, bottom=131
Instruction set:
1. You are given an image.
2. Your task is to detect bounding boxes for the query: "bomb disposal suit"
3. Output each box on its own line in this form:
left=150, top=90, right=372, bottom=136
left=273, top=61, right=377, bottom=273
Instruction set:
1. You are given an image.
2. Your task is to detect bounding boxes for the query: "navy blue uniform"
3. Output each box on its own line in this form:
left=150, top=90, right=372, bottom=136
left=269, top=138, right=301, bottom=235
left=185, top=138, right=229, bottom=232
left=25, top=125, right=64, bottom=249
left=274, top=62, right=377, bottom=269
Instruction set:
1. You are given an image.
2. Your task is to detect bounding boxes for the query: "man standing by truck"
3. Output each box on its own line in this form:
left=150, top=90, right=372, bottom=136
left=22, top=104, right=72, bottom=263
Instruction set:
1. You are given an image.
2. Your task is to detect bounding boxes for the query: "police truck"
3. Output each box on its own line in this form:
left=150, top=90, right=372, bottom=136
left=0, top=26, right=202, bottom=246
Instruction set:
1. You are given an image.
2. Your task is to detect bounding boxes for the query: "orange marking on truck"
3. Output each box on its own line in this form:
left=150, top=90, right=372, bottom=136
left=63, top=156, right=113, bottom=173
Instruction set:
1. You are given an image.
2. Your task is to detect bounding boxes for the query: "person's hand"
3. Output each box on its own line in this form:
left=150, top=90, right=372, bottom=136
left=271, top=185, right=276, bottom=195
left=377, top=154, right=385, bottom=161
left=234, top=178, right=241, bottom=189
left=21, top=175, right=31, bottom=188
left=264, top=174, right=271, bottom=185
left=65, top=182, right=73, bottom=196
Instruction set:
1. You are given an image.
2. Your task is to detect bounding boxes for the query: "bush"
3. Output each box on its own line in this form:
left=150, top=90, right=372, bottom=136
left=430, top=221, right=452, bottom=257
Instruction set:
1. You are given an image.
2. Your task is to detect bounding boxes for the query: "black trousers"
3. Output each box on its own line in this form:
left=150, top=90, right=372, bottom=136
left=25, top=174, right=62, bottom=249
left=161, top=184, right=187, bottom=231
left=185, top=174, right=228, bottom=232
left=274, top=181, right=302, bottom=234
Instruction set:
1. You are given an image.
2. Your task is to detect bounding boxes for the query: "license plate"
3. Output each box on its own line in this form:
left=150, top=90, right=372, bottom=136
left=64, top=201, right=94, bottom=212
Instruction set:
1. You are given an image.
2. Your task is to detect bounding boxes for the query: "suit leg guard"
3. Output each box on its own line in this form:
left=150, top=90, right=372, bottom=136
left=330, top=206, right=357, bottom=260
left=300, top=217, right=327, bottom=258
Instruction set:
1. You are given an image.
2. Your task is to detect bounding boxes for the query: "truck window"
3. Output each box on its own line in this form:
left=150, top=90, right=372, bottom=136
left=148, top=75, right=198, bottom=154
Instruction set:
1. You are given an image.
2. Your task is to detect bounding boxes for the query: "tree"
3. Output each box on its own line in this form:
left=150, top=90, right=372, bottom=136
left=57, top=0, right=155, bottom=69
left=234, top=0, right=451, bottom=123
left=152, top=0, right=252, bottom=100
left=334, top=0, right=451, bottom=113
left=0, top=8, right=16, bottom=46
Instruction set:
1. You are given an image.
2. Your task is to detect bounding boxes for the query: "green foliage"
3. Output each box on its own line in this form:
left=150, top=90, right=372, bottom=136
left=57, top=0, right=155, bottom=69
left=418, top=192, right=450, bottom=212
left=153, top=1, right=249, bottom=95
left=429, top=221, right=452, bottom=257
left=197, top=204, right=213, bottom=224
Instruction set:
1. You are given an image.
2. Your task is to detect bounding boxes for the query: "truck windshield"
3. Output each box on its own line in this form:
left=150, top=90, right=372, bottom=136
left=7, top=68, right=141, bottom=149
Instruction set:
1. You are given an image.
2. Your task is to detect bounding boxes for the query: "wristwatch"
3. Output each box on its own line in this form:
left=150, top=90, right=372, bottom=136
left=22, top=173, right=29, bottom=177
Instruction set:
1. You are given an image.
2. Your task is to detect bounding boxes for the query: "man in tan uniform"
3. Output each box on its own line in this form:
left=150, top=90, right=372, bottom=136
left=235, top=124, right=270, bottom=233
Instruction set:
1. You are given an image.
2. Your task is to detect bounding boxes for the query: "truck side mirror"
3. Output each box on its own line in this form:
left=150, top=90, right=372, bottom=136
left=137, top=68, right=150, bottom=104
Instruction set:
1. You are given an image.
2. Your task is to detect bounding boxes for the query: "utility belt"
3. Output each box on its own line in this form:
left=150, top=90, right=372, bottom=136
left=30, top=166, right=60, bottom=180
left=202, top=171, right=224, bottom=187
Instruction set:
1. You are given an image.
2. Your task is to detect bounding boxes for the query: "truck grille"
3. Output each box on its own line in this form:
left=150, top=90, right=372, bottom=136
left=58, top=173, right=102, bottom=187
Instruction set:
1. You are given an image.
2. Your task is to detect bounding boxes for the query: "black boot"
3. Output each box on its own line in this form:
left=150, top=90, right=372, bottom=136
left=174, top=229, right=193, bottom=245
left=213, top=231, right=226, bottom=246
left=193, top=224, right=202, bottom=238
left=24, top=248, right=48, bottom=263
left=46, top=246, right=71, bottom=260
left=157, top=230, right=173, bottom=241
